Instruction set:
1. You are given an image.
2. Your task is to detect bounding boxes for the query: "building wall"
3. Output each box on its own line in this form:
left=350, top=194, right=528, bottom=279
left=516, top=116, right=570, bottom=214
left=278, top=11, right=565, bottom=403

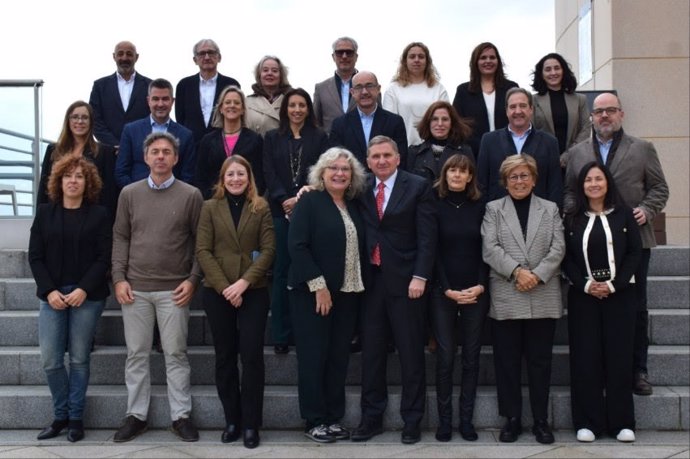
left=555, top=0, right=689, bottom=244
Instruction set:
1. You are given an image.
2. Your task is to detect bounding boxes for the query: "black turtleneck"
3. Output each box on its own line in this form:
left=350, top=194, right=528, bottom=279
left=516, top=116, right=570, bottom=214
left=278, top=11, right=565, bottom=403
left=511, top=193, right=532, bottom=239
left=548, top=89, right=568, bottom=153
left=225, top=193, right=246, bottom=227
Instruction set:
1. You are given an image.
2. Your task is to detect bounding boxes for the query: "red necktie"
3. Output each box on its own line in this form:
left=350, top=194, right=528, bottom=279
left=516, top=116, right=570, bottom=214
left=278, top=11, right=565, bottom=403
left=371, top=182, right=385, bottom=266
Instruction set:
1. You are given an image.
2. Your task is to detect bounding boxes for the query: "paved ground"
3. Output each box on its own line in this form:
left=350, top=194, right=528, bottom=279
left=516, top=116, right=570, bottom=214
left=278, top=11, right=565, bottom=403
left=0, top=429, right=687, bottom=458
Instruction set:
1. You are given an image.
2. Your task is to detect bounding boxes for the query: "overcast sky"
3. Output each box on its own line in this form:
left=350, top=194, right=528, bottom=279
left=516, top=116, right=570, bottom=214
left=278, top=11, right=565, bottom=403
left=2, top=0, right=554, bottom=140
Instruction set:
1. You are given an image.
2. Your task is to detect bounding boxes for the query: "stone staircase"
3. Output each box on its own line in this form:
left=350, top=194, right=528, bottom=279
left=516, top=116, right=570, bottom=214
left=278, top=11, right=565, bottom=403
left=0, top=247, right=687, bottom=431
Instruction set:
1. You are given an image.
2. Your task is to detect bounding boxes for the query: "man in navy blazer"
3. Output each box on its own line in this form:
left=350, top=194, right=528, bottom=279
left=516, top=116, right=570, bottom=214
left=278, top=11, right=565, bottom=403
left=351, top=135, right=436, bottom=445
left=175, top=39, right=241, bottom=144
left=477, top=87, right=562, bottom=206
left=115, top=79, right=195, bottom=189
left=89, top=41, right=152, bottom=148
left=329, top=71, right=408, bottom=168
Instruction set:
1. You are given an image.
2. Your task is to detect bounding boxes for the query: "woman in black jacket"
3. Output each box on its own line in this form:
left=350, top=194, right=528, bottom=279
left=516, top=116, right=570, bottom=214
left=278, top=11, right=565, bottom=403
left=263, top=88, right=330, bottom=354
left=563, top=161, right=642, bottom=443
left=194, top=85, right=264, bottom=199
left=29, top=156, right=112, bottom=443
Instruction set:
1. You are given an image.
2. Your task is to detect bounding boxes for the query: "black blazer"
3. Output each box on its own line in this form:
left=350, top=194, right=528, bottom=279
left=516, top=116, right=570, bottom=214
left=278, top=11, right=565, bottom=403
left=194, top=127, right=264, bottom=199
left=287, top=190, right=368, bottom=292
left=329, top=107, right=408, bottom=168
left=358, top=170, right=437, bottom=296
left=563, top=206, right=642, bottom=293
left=477, top=127, right=563, bottom=206
left=28, top=203, right=112, bottom=301
left=89, top=72, right=152, bottom=147
left=263, top=124, right=329, bottom=217
left=175, top=73, right=241, bottom=143
left=406, top=141, right=473, bottom=183
left=37, top=144, right=119, bottom=222
left=452, top=79, right=518, bottom=155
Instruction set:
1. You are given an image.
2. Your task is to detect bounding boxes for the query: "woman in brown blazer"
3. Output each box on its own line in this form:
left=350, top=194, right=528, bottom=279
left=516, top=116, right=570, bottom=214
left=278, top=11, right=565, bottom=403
left=195, top=155, right=275, bottom=449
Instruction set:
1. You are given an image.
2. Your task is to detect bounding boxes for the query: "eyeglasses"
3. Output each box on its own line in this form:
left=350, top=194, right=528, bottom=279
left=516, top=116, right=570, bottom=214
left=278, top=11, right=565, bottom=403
left=591, top=107, right=621, bottom=117
left=69, top=115, right=90, bottom=122
left=196, top=50, right=218, bottom=58
left=352, top=83, right=378, bottom=93
left=334, top=49, right=355, bottom=57
left=326, top=165, right=352, bottom=174
left=508, top=173, right=531, bottom=183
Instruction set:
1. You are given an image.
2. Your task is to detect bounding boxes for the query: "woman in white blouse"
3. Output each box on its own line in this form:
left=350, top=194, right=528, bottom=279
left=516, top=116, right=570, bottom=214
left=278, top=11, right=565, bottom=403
left=383, top=42, right=449, bottom=147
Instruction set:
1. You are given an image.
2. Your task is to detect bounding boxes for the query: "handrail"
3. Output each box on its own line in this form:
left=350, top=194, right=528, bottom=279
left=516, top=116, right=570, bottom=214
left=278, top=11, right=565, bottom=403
left=0, top=80, right=44, bottom=88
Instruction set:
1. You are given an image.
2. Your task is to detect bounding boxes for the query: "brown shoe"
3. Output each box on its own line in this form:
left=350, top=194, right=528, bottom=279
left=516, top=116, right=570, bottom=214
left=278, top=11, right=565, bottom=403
left=113, top=416, right=148, bottom=442
left=171, top=417, right=199, bottom=442
left=633, top=372, right=653, bottom=395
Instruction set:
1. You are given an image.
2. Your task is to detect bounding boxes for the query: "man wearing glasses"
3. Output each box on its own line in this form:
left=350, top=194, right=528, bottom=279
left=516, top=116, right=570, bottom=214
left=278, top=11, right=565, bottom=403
left=329, top=71, right=407, bottom=167
left=89, top=41, right=152, bottom=150
left=563, top=92, right=669, bottom=397
left=477, top=87, right=562, bottom=205
left=313, top=37, right=360, bottom=132
left=175, top=39, right=241, bottom=144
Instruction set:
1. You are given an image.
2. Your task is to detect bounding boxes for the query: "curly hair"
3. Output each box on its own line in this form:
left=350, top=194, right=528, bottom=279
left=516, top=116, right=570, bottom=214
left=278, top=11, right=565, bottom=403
left=211, top=155, right=267, bottom=213
left=46, top=155, right=102, bottom=204
left=393, top=42, right=439, bottom=87
left=307, top=147, right=367, bottom=199
left=531, top=52, right=578, bottom=94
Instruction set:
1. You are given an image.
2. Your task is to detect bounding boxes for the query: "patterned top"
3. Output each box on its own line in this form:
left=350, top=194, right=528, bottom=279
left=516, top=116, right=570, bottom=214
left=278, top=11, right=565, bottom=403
left=306, top=204, right=364, bottom=293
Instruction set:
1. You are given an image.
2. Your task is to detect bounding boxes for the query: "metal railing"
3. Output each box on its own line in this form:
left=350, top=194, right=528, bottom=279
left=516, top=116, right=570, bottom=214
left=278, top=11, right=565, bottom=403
left=0, top=80, right=45, bottom=217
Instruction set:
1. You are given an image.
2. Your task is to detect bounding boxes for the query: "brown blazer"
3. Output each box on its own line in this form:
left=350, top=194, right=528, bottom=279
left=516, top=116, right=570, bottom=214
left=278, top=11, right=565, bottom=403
left=533, top=92, right=591, bottom=153
left=195, top=197, right=276, bottom=294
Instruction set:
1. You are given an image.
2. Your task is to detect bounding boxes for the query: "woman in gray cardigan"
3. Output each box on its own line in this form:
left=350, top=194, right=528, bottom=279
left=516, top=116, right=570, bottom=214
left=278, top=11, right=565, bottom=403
left=481, top=154, right=565, bottom=445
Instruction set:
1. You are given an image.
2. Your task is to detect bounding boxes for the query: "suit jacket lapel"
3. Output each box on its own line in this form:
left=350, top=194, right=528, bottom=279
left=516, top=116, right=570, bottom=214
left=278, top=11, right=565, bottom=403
left=384, top=171, right=405, bottom=218
left=362, top=174, right=377, bottom=218
left=607, top=134, right=631, bottom=174
left=349, top=111, right=367, bottom=153
left=541, top=96, right=555, bottom=134
left=564, top=93, right=578, bottom=146
left=500, top=197, right=528, bottom=255
left=216, top=199, right=240, bottom=246
left=525, top=196, right=544, bottom=252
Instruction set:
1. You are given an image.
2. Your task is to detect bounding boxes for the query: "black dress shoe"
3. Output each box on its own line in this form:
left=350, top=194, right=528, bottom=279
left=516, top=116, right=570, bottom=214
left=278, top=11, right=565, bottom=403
left=459, top=421, right=478, bottom=441
left=221, top=424, right=240, bottom=443
left=243, top=428, right=260, bottom=449
left=37, top=419, right=68, bottom=440
left=435, top=422, right=452, bottom=442
left=633, top=372, right=653, bottom=395
left=67, top=420, right=84, bottom=443
left=274, top=344, right=289, bottom=354
left=532, top=419, right=554, bottom=444
left=351, top=420, right=383, bottom=442
left=401, top=423, right=421, bottom=444
left=499, top=417, right=522, bottom=443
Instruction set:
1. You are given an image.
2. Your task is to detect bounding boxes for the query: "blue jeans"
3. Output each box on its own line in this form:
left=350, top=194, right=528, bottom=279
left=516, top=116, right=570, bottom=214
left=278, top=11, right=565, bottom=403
left=38, top=286, right=105, bottom=420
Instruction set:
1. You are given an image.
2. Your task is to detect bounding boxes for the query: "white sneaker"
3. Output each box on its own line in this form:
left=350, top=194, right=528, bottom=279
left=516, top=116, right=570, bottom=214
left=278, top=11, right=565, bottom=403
left=616, top=428, right=635, bottom=442
left=576, top=428, right=595, bottom=442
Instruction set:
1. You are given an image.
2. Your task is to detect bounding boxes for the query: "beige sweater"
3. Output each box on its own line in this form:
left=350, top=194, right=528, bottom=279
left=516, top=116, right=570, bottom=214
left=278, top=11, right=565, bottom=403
left=112, top=179, right=203, bottom=291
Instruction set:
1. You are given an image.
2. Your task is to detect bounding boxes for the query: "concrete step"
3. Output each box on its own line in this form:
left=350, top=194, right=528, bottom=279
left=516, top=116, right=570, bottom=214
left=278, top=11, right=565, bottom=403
left=0, top=385, right=686, bottom=431
left=1, top=345, right=686, bottom=387
left=0, top=308, right=687, bottom=348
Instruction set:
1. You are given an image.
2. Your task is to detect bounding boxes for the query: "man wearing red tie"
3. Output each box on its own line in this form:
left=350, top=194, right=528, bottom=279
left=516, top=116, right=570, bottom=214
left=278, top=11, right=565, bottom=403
left=351, top=135, right=437, bottom=444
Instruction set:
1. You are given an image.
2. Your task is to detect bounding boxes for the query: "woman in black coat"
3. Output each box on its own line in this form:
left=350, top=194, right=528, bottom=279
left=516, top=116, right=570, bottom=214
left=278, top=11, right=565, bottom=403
left=563, top=161, right=642, bottom=443
left=263, top=88, right=330, bottom=354
left=194, top=85, right=264, bottom=199
left=29, top=156, right=111, bottom=443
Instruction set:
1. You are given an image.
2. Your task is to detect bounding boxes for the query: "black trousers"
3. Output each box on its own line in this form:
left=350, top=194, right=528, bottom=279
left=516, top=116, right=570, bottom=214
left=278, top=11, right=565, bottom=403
left=568, top=287, right=636, bottom=436
left=202, top=286, right=269, bottom=428
left=491, top=317, right=556, bottom=421
left=429, top=287, right=488, bottom=424
left=289, top=288, right=359, bottom=429
left=360, top=269, right=426, bottom=425
left=633, top=248, right=651, bottom=374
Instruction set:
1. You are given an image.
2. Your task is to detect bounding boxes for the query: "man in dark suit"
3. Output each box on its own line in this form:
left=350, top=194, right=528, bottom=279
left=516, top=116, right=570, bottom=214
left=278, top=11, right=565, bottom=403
left=175, top=39, right=241, bottom=144
left=89, top=41, right=152, bottom=149
left=115, top=78, right=195, bottom=189
left=313, top=36, right=358, bottom=132
left=477, top=87, right=562, bottom=206
left=351, top=135, right=436, bottom=445
left=329, top=71, right=408, bottom=168
left=563, top=92, right=669, bottom=397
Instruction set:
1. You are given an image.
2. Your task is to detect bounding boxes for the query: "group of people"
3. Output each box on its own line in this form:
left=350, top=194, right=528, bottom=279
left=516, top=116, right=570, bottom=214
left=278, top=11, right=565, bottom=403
left=27, top=35, right=668, bottom=448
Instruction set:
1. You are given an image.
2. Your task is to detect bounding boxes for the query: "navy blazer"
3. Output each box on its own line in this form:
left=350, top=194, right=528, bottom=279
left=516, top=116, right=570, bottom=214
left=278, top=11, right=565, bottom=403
left=477, top=127, right=562, bottom=206
left=452, top=79, right=518, bottom=155
left=115, top=117, right=196, bottom=189
left=287, top=190, right=368, bottom=292
left=263, top=125, right=329, bottom=217
left=89, top=72, right=152, bottom=147
left=194, top=127, right=264, bottom=199
left=329, top=107, right=408, bottom=168
left=357, top=170, right=437, bottom=296
left=28, top=203, right=112, bottom=301
left=175, top=73, right=241, bottom=143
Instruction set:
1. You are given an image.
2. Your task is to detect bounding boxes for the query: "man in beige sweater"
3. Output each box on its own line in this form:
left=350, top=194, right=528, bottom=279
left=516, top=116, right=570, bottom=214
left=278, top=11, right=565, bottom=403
left=111, top=131, right=203, bottom=442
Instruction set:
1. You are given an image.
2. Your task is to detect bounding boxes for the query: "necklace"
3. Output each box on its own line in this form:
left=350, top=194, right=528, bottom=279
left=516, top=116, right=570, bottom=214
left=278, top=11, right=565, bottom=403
left=224, top=128, right=241, bottom=136
left=228, top=195, right=243, bottom=207
left=445, top=198, right=465, bottom=209
left=289, top=145, right=303, bottom=187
